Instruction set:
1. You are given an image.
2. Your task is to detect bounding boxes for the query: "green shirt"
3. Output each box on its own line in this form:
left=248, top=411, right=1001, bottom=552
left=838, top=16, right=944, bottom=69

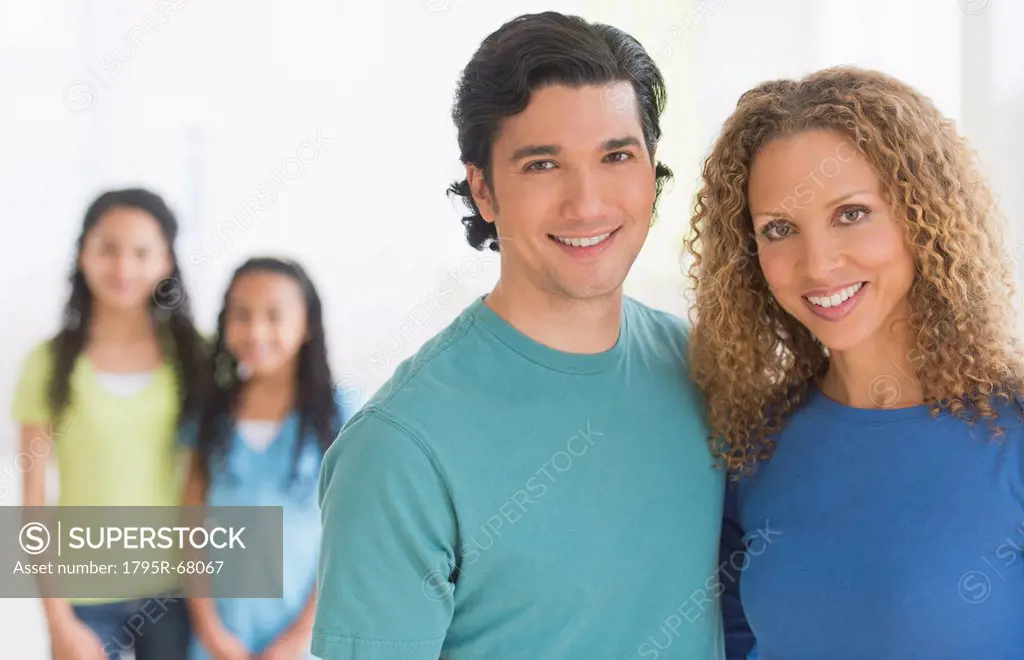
left=12, top=340, right=188, bottom=602
left=313, top=297, right=725, bottom=660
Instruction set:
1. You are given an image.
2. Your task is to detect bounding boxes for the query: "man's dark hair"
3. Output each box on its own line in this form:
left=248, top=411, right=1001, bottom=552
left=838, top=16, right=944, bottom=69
left=447, top=11, right=674, bottom=251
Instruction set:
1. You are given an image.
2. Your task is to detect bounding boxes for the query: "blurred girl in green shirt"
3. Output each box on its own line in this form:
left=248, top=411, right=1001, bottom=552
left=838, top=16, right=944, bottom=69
left=12, top=188, right=210, bottom=660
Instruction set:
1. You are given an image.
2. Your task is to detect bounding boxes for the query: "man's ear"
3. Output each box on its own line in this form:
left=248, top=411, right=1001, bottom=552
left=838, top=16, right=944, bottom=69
left=466, top=165, right=495, bottom=223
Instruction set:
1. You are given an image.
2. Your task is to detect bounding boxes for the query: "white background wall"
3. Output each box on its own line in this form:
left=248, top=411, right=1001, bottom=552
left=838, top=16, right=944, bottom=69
left=1, top=0, right=1021, bottom=656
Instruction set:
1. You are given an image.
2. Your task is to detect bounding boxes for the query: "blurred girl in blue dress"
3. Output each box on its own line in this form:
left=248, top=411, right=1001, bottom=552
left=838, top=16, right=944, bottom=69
left=182, top=257, right=349, bottom=659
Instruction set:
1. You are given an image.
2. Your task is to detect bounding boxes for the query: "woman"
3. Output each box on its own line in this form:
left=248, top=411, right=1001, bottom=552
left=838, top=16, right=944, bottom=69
left=13, top=188, right=209, bottom=659
left=686, top=67, right=1024, bottom=659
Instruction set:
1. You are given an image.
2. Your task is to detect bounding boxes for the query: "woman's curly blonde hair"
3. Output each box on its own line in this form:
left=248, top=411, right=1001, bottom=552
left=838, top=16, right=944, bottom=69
left=685, top=66, right=1024, bottom=476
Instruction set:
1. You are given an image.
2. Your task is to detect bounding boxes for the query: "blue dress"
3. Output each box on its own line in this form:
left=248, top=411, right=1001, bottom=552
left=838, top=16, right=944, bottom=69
left=183, top=404, right=348, bottom=658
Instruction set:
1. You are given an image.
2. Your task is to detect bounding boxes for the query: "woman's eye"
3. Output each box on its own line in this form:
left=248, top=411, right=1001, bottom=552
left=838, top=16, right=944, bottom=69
left=838, top=206, right=870, bottom=224
left=762, top=220, right=794, bottom=241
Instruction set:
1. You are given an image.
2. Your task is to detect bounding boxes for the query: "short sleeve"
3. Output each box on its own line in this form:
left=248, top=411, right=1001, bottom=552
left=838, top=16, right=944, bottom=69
left=11, top=342, right=54, bottom=424
left=312, top=409, right=456, bottom=660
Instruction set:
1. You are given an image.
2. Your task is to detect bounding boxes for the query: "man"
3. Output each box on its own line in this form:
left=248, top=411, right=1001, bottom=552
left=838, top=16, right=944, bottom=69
left=312, top=11, right=724, bottom=660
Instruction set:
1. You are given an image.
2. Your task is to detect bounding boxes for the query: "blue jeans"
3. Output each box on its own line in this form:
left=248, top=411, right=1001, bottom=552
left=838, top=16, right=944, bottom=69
left=69, top=594, right=191, bottom=660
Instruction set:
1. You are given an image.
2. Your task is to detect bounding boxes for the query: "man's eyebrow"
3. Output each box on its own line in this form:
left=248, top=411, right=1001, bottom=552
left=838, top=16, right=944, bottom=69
left=602, top=135, right=643, bottom=151
left=510, top=144, right=560, bottom=162
left=509, top=136, right=644, bottom=162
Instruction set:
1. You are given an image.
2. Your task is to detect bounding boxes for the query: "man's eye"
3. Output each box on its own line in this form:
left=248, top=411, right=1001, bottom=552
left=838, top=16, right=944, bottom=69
left=525, top=160, right=556, bottom=172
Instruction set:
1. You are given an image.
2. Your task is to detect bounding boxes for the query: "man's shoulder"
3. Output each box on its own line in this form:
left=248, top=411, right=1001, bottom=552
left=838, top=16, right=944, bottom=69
left=623, top=296, right=691, bottom=356
left=347, top=301, right=490, bottom=432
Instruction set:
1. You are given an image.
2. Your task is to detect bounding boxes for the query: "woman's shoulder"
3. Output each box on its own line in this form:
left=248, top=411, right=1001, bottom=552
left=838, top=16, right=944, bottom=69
left=989, top=393, right=1024, bottom=438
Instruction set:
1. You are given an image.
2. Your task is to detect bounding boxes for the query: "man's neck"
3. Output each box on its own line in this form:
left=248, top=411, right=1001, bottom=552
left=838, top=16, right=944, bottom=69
left=483, top=278, right=623, bottom=354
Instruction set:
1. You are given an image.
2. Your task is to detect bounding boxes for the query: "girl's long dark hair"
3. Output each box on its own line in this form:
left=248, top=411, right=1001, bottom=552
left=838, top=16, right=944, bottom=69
left=195, top=257, right=341, bottom=485
left=49, top=188, right=210, bottom=424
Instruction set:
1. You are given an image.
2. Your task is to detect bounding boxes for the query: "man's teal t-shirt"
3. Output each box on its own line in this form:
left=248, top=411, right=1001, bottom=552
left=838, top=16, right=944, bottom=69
left=313, top=296, right=725, bottom=660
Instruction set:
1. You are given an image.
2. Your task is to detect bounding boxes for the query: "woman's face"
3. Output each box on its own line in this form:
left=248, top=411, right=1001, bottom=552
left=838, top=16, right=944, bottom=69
left=747, top=129, right=915, bottom=353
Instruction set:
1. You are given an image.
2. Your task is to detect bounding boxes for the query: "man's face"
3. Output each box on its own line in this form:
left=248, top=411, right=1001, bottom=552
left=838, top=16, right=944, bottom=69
left=468, top=82, right=657, bottom=303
